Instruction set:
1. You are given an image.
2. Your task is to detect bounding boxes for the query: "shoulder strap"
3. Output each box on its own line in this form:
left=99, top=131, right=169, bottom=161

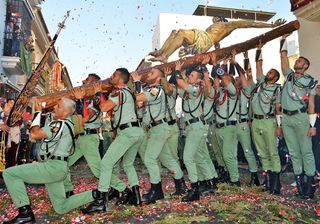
left=64, top=120, right=76, bottom=155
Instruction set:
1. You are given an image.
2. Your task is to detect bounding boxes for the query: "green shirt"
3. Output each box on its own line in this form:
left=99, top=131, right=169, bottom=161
left=138, top=106, right=151, bottom=126
left=165, top=85, right=178, bottom=121
left=281, top=68, right=316, bottom=110
left=109, top=87, right=138, bottom=127
left=41, top=118, right=74, bottom=157
left=203, top=86, right=215, bottom=121
left=215, top=83, right=237, bottom=124
left=236, top=87, right=251, bottom=120
left=143, top=85, right=167, bottom=123
left=178, top=84, right=204, bottom=121
left=250, top=76, right=280, bottom=116
left=84, top=103, right=102, bottom=129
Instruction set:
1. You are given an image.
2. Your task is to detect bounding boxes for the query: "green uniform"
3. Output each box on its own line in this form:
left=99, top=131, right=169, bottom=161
left=199, top=86, right=218, bottom=181
left=281, top=68, right=316, bottom=176
left=101, top=119, right=113, bottom=155
left=208, top=124, right=225, bottom=167
left=137, top=106, right=149, bottom=165
left=215, top=83, right=239, bottom=182
left=64, top=102, right=102, bottom=192
left=3, top=118, right=93, bottom=214
left=98, top=87, right=144, bottom=192
left=144, top=86, right=183, bottom=184
left=159, top=86, right=184, bottom=180
left=250, top=75, right=281, bottom=172
left=236, top=87, right=258, bottom=173
left=178, top=84, right=207, bottom=183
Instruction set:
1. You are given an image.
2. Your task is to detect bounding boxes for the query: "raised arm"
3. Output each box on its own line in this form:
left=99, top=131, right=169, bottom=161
left=230, top=49, right=249, bottom=88
left=131, top=71, right=148, bottom=103
left=161, top=67, right=174, bottom=96
left=280, top=34, right=290, bottom=75
left=174, top=61, right=189, bottom=90
left=29, top=101, right=48, bottom=140
left=243, top=51, right=254, bottom=84
left=227, top=18, right=286, bottom=29
left=255, top=41, right=264, bottom=79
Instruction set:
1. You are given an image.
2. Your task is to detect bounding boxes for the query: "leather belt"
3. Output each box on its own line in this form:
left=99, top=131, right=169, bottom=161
left=40, top=154, right=68, bottom=162
left=239, top=118, right=249, bottom=123
left=253, top=114, right=274, bottom=120
left=283, top=107, right=307, bottom=116
left=185, top=117, right=203, bottom=126
left=149, top=118, right=167, bottom=129
left=119, top=121, right=140, bottom=130
left=216, top=120, right=237, bottom=128
left=80, top=129, right=98, bottom=136
left=203, top=120, right=215, bottom=125
left=167, top=119, right=176, bottom=126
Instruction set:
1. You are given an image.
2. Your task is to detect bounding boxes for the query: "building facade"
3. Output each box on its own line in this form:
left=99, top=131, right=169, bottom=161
left=0, top=0, right=72, bottom=103
left=290, top=0, right=320, bottom=80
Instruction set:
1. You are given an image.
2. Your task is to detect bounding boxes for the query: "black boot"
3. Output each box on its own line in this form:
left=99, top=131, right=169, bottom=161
left=263, top=170, right=272, bottom=192
left=295, top=174, right=305, bottom=198
left=143, top=182, right=164, bottom=204
left=81, top=190, right=108, bottom=214
left=181, top=182, right=199, bottom=202
left=305, top=175, right=316, bottom=199
left=108, top=187, right=120, bottom=200
left=271, top=172, right=281, bottom=195
left=3, top=205, right=35, bottom=224
left=217, top=168, right=230, bottom=183
left=198, top=180, right=209, bottom=194
left=65, top=190, right=74, bottom=198
left=116, top=187, right=133, bottom=205
left=130, top=185, right=142, bottom=206
left=207, top=178, right=218, bottom=192
left=171, top=177, right=187, bottom=196
left=249, top=172, right=260, bottom=186
left=230, top=181, right=241, bottom=187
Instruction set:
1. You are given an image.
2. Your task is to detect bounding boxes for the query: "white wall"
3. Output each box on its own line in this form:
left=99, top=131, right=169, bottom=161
left=297, top=18, right=320, bottom=80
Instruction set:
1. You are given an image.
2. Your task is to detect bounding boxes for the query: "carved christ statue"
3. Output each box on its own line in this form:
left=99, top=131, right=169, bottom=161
left=149, top=17, right=286, bottom=63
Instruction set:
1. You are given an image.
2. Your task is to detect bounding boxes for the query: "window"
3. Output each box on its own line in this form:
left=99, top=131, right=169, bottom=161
left=3, top=0, right=33, bottom=57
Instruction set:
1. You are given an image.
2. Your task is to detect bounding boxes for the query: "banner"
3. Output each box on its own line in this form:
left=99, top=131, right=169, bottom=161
left=52, top=60, right=62, bottom=90
left=20, top=42, right=32, bottom=76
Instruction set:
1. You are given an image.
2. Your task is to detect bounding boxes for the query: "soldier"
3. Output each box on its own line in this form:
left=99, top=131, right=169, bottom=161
left=63, top=73, right=103, bottom=197
left=248, top=42, right=282, bottom=194
left=3, top=98, right=94, bottom=223
left=198, top=65, right=220, bottom=193
left=279, top=35, right=317, bottom=199
left=213, top=60, right=240, bottom=186
left=131, top=68, right=185, bottom=204
left=230, top=50, right=260, bottom=186
left=81, top=68, right=144, bottom=214
left=170, top=59, right=212, bottom=202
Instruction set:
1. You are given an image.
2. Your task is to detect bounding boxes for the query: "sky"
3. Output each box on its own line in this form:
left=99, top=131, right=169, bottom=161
left=41, top=0, right=295, bottom=86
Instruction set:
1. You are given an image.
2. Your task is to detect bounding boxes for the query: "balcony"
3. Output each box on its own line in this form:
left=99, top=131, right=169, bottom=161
left=293, top=0, right=320, bottom=21
left=1, top=55, right=25, bottom=76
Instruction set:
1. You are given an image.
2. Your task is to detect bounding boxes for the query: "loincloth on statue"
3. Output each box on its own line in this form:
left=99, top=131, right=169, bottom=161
left=179, top=29, right=213, bottom=57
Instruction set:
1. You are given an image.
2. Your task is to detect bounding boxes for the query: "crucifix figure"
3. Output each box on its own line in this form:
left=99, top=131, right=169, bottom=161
left=149, top=17, right=286, bottom=63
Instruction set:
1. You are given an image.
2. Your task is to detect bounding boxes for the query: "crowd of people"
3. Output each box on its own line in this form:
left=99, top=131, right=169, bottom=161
left=1, top=34, right=320, bottom=223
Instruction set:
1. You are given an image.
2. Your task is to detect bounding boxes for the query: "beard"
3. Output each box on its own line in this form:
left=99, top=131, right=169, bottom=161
left=293, top=64, right=303, bottom=71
